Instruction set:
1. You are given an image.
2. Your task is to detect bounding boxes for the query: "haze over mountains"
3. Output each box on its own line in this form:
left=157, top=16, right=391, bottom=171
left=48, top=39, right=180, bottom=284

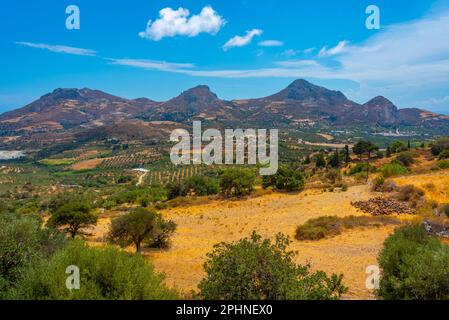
left=1, top=79, right=448, bottom=148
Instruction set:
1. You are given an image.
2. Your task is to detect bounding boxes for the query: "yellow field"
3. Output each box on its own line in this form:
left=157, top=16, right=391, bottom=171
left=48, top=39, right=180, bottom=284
left=393, top=169, right=449, bottom=203
left=141, top=186, right=419, bottom=299
left=89, top=170, right=449, bottom=300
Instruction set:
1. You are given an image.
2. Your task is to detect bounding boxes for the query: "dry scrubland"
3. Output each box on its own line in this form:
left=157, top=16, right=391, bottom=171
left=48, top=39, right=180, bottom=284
left=89, top=184, right=420, bottom=299
left=88, top=165, right=449, bottom=300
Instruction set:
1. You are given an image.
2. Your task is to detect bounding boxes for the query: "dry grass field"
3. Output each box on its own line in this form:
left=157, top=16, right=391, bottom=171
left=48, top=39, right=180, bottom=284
left=89, top=185, right=416, bottom=299
left=393, top=170, right=449, bottom=203
left=87, top=169, right=449, bottom=300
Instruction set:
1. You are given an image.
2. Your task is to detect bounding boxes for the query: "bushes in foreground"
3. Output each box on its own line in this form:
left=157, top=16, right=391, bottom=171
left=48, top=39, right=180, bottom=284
left=9, top=241, right=178, bottom=300
left=198, top=232, right=347, bottom=300
left=378, top=224, right=449, bottom=300
left=0, top=214, right=66, bottom=297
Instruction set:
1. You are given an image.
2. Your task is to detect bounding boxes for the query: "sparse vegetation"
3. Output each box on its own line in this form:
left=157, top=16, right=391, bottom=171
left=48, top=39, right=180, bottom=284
left=380, top=162, right=408, bottom=178
left=394, top=152, right=416, bottom=167
left=295, top=215, right=399, bottom=241
left=431, top=138, right=449, bottom=157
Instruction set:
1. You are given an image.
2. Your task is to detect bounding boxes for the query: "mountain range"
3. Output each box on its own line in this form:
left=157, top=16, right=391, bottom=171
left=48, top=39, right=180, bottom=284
left=1, top=79, right=448, bottom=149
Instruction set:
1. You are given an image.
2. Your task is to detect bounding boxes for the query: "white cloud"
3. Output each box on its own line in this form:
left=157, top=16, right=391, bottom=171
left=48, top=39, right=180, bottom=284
left=109, top=58, right=195, bottom=72
left=282, top=48, right=314, bottom=57
left=276, top=60, right=321, bottom=68
left=258, top=40, right=284, bottom=47
left=223, top=29, right=263, bottom=51
left=16, top=42, right=96, bottom=56
left=138, top=6, right=225, bottom=41
left=32, top=4, right=445, bottom=111
left=318, top=40, right=348, bottom=57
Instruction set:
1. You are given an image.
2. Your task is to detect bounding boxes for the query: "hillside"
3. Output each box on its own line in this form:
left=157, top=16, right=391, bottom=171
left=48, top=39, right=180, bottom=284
left=1, top=80, right=448, bottom=150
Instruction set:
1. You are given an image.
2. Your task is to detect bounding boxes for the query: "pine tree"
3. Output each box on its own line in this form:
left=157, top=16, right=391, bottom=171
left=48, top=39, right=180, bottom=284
left=344, top=145, right=350, bottom=166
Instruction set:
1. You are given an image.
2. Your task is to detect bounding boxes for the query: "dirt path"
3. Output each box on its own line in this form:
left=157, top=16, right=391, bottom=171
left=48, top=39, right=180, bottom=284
left=137, top=172, right=148, bottom=186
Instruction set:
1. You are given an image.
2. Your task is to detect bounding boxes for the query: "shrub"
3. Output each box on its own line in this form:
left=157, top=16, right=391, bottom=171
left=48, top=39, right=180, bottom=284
left=380, top=163, right=408, bottom=178
left=198, top=232, right=347, bottom=300
left=315, top=153, right=326, bottom=168
left=371, top=176, right=396, bottom=192
left=371, top=176, right=385, bottom=192
left=437, top=160, right=449, bottom=169
left=349, top=163, right=375, bottom=175
left=262, top=166, right=305, bottom=192
left=394, top=185, right=425, bottom=208
left=110, top=186, right=167, bottom=206
left=394, top=152, right=415, bottom=167
left=47, top=201, right=97, bottom=238
left=391, top=141, right=407, bottom=153
left=439, top=204, right=449, bottom=218
left=9, top=241, right=178, bottom=300
left=378, top=224, right=449, bottom=300
left=438, top=149, right=449, bottom=160
left=0, top=214, right=66, bottom=297
left=324, top=169, right=342, bottom=186
left=166, top=181, right=183, bottom=200
left=430, top=138, right=449, bottom=156
left=219, top=168, right=256, bottom=197
left=296, top=215, right=398, bottom=241
left=107, top=208, right=176, bottom=253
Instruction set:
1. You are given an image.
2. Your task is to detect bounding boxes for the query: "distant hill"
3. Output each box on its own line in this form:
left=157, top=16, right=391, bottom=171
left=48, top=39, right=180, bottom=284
left=1, top=80, right=448, bottom=149
left=0, top=88, right=158, bottom=132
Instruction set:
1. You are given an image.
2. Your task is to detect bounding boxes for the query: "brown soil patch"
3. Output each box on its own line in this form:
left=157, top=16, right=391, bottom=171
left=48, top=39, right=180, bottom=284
left=69, top=158, right=105, bottom=171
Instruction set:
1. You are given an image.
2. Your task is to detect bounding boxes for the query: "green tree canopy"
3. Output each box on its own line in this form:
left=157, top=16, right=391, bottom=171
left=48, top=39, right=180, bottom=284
left=107, top=208, right=176, bottom=253
left=262, top=166, right=305, bottom=192
left=47, top=201, right=97, bottom=238
left=353, top=140, right=379, bottom=160
left=219, top=168, right=256, bottom=197
left=198, top=232, right=347, bottom=300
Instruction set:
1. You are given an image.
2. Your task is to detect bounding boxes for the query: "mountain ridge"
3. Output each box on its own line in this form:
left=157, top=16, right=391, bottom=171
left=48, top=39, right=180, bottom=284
left=1, top=80, right=448, bottom=139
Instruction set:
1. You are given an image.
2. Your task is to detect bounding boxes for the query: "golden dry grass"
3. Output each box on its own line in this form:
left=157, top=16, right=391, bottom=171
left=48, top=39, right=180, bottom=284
left=144, top=186, right=417, bottom=300
left=393, top=169, right=449, bottom=203
left=88, top=183, right=428, bottom=300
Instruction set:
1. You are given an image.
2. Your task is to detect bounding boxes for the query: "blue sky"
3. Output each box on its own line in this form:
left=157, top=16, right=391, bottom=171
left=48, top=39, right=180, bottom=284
left=1, top=0, right=449, bottom=114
